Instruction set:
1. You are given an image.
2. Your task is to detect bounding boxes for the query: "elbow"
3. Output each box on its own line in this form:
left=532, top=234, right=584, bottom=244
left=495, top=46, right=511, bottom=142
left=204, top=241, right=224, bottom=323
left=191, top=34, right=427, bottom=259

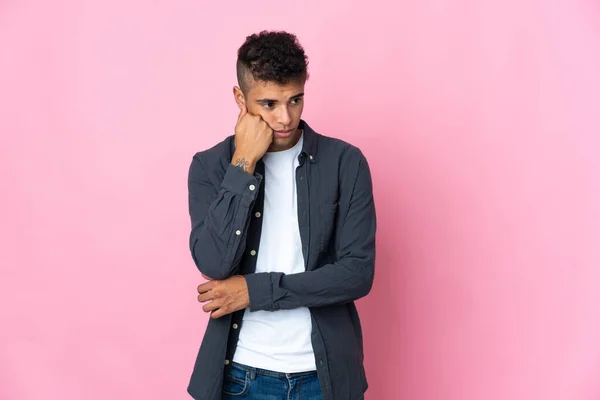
left=207, top=271, right=231, bottom=281
left=353, top=262, right=375, bottom=300
left=360, top=274, right=375, bottom=299
left=191, top=254, right=232, bottom=281
left=196, top=264, right=230, bottom=281
left=190, top=240, right=233, bottom=281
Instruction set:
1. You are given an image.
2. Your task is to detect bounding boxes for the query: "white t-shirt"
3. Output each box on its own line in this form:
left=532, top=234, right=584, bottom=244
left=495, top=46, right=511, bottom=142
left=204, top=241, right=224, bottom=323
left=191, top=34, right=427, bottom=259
left=233, top=133, right=316, bottom=373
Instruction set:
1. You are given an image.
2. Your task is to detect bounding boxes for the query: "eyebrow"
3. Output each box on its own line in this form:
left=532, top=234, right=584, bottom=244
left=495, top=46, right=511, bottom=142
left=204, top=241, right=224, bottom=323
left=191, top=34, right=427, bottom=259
left=256, top=93, right=305, bottom=103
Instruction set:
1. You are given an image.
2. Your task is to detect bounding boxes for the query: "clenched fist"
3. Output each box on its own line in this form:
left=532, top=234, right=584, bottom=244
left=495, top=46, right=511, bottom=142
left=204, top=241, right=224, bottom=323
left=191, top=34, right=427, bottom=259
left=231, top=105, right=273, bottom=174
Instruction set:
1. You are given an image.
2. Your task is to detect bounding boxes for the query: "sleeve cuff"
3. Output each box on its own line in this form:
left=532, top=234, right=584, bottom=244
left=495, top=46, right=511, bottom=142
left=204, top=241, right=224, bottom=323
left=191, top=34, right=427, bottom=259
left=245, top=272, right=274, bottom=312
left=221, top=164, right=263, bottom=197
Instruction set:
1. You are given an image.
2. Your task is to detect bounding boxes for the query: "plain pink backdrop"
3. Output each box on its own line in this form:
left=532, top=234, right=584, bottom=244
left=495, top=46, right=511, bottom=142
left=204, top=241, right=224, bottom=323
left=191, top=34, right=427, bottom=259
left=1, top=1, right=600, bottom=399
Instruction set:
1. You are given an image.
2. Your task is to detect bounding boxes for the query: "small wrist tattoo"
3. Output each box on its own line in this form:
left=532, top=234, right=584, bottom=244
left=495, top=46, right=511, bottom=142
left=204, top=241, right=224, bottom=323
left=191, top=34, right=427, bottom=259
left=234, top=157, right=250, bottom=172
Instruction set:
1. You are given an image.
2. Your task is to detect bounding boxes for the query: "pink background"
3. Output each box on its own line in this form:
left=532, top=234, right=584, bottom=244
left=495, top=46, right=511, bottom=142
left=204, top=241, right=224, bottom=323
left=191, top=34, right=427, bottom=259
left=1, top=1, right=600, bottom=399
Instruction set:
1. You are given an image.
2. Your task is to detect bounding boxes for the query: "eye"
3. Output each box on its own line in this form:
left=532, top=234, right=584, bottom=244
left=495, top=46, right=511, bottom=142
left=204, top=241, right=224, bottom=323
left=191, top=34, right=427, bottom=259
left=263, top=101, right=276, bottom=109
left=291, top=97, right=303, bottom=105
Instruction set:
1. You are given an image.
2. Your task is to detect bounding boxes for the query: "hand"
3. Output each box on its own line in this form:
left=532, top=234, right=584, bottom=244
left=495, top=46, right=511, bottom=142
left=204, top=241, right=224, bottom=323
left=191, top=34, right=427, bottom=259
left=232, top=105, right=273, bottom=174
left=197, top=275, right=250, bottom=319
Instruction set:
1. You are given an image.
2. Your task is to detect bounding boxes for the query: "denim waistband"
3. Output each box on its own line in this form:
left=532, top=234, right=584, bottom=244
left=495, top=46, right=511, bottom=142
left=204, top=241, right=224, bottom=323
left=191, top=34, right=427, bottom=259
left=230, top=361, right=317, bottom=379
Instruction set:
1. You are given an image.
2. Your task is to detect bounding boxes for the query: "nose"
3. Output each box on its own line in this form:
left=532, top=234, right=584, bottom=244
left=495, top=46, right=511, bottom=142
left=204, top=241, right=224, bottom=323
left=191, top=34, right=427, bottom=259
left=277, top=106, right=292, bottom=127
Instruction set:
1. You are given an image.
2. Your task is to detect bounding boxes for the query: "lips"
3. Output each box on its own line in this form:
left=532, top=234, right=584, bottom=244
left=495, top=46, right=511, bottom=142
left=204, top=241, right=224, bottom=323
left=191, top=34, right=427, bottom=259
left=274, top=130, right=293, bottom=138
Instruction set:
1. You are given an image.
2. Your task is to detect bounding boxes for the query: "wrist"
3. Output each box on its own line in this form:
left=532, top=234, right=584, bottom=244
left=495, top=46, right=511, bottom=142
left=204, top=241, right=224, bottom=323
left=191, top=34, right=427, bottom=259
left=231, top=152, right=258, bottom=174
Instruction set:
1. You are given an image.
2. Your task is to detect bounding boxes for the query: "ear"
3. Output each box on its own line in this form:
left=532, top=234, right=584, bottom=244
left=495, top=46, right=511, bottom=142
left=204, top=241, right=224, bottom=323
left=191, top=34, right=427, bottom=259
left=233, top=86, right=246, bottom=112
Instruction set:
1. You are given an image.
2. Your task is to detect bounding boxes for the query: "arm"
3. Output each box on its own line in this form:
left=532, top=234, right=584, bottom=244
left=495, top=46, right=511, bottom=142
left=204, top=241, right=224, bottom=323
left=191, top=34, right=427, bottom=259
left=188, top=104, right=273, bottom=280
left=244, top=153, right=376, bottom=310
left=188, top=154, right=262, bottom=280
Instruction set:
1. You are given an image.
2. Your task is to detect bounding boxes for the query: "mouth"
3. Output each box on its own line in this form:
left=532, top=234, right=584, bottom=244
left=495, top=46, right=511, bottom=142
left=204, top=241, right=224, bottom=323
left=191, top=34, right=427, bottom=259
left=274, top=129, right=294, bottom=138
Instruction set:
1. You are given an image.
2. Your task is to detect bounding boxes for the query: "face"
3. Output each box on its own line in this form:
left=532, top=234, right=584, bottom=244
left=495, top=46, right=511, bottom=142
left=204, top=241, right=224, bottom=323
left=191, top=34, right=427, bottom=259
left=234, top=77, right=305, bottom=152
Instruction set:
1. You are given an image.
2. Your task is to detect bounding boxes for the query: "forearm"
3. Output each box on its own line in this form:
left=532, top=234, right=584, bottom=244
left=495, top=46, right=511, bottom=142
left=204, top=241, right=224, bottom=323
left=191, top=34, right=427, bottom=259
left=244, top=256, right=375, bottom=310
left=188, top=157, right=262, bottom=280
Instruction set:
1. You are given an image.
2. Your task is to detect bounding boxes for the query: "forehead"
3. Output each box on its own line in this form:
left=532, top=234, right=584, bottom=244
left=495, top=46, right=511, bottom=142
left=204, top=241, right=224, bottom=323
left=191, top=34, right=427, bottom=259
left=246, top=79, right=305, bottom=100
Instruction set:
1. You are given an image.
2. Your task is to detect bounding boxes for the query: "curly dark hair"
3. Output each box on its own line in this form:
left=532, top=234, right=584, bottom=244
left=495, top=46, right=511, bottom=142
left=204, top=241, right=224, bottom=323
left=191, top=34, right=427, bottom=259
left=236, top=30, right=309, bottom=93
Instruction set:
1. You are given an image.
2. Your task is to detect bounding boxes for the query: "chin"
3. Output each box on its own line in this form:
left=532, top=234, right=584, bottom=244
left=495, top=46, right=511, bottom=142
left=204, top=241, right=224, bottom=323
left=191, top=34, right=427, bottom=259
left=268, top=137, right=293, bottom=152
left=274, top=136, right=291, bottom=144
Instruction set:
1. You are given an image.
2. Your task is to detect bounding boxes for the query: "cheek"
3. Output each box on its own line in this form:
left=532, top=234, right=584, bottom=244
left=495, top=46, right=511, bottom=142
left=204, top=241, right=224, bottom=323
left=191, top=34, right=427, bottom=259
left=246, top=104, right=262, bottom=117
left=260, top=113, right=278, bottom=129
left=292, top=105, right=304, bottom=121
left=248, top=106, right=273, bottom=125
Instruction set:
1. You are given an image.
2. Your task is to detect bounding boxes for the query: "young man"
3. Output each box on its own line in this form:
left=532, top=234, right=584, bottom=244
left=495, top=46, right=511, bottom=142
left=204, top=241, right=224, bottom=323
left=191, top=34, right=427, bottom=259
left=186, top=31, right=376, bottom=400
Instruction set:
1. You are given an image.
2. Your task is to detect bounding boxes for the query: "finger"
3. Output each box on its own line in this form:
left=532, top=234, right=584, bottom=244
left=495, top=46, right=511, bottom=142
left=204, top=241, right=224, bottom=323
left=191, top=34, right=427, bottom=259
left=203, top=299, right=222, bottom=313
left=197, top=290, right=216, bottom=303
left=197, top=281, right=212, bottom=294
left=211, top=307, right=228, bottom=319
left=259, top=117, right=274, bottom=133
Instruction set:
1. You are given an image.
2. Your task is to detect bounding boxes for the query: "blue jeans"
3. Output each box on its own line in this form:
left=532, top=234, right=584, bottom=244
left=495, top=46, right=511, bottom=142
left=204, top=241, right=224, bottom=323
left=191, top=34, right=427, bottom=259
left=222, top=362, right=322, bottom=400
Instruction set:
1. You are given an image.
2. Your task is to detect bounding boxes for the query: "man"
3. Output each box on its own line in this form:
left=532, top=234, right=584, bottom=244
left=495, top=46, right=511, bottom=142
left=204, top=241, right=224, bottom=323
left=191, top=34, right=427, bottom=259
left=186, top=30, right=376, bottom=400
